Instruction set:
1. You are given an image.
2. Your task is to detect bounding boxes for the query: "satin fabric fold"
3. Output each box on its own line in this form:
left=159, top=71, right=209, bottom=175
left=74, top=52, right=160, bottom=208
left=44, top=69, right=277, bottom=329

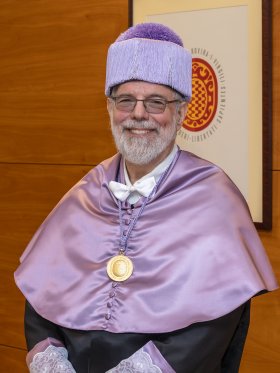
left=14, top=150, right=278, bottom=333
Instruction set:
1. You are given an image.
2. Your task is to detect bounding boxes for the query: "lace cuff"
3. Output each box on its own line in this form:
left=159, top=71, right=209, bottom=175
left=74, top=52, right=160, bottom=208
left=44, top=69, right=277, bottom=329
left=27, top=338, right=76, bottom=373
left=106, top=340, right=175, bottom=373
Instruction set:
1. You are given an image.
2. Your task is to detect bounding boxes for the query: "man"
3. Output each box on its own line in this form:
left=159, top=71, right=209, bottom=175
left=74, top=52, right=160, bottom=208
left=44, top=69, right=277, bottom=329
left=15, top=23, right=277, bottom=373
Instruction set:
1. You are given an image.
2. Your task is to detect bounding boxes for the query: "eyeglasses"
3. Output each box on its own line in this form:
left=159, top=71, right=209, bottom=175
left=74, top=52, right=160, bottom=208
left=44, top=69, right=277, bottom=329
left=109, top=96, right=183, bottom=114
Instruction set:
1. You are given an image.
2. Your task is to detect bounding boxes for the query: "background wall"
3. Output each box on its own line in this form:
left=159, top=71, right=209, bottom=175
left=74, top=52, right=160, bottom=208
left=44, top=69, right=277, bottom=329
left=0, top=1, right=279, bottom=371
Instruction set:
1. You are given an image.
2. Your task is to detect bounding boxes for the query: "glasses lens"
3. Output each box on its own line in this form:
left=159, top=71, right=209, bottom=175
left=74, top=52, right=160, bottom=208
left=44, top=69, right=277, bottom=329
left=145, top=99, right=166, bottom=113
left=115, top=97, right=135, bottom=112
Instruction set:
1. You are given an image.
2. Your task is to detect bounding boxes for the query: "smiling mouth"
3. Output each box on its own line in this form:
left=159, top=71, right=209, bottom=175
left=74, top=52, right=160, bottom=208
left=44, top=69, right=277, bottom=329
left=124, top=128, right=157, bottom=135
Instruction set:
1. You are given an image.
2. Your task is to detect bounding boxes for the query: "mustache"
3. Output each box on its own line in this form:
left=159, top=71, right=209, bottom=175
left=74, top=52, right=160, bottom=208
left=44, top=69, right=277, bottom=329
left=121, top=120, right=159, bottom=130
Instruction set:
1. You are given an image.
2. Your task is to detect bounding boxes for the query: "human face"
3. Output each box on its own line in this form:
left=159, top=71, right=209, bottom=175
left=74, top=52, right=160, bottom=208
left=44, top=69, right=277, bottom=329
left=107, top=81, right=186, bottom=166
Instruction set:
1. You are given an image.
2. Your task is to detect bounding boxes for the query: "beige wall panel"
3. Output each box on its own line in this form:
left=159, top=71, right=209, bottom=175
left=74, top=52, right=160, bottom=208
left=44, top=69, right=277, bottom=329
left=0, top=0, right=128, bottom=164
left=0, top=345, right=28, bottom=372
left=273, top=1, right=280, bottom=170
left=0, top=163, right=92, bottom=348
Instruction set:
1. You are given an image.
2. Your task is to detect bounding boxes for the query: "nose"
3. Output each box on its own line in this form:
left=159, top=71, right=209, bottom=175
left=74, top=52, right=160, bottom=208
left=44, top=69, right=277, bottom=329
left=130, top=100, right=149, bottom=120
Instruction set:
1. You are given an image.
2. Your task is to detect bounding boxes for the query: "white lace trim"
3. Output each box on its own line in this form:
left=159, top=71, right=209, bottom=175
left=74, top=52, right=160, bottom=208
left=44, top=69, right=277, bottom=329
left=106, top=348, right=162, bottom=372
left=29, top=345, right=76, bottom=373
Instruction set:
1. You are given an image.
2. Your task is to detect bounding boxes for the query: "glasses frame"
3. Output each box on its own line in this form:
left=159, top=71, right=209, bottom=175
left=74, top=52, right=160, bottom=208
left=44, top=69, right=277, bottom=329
left=109, top=96, right=184, bottom=114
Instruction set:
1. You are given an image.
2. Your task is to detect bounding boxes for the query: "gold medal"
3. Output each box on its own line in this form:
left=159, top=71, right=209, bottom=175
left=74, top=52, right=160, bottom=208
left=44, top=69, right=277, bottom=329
left=107, top=254, right=133, bottom=282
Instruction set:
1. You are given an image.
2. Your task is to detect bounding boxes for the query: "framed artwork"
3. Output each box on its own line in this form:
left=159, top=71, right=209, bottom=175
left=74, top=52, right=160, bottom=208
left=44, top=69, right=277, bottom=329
left=129, top=0, right=272, bottom=230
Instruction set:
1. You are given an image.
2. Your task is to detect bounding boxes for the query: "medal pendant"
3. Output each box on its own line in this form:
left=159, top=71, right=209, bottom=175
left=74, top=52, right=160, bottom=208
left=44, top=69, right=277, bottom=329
left=107, top=254, right=133, bottom=282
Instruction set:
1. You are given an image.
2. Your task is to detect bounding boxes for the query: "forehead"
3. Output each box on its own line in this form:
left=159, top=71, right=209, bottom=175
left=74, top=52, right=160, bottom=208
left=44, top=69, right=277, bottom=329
left=115, top=81, right=174, bottom=98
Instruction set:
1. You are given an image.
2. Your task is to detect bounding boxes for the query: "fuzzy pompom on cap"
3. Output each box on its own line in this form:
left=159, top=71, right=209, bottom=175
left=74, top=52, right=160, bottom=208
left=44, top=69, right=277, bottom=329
left=116, top=22, right=184, bottom=47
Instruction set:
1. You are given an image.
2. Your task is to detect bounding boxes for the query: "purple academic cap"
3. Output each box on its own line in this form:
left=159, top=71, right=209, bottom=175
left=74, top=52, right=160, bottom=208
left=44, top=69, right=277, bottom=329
left=105, top=22, right=192, bottom=100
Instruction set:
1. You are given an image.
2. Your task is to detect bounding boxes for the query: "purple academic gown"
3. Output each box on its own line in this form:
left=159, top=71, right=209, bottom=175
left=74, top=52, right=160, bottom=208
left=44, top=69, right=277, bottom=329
left=15, top=150, right=278, bottom=372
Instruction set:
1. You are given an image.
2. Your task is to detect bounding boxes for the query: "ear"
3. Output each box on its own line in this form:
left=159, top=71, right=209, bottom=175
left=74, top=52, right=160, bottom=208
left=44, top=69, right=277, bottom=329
left=176, top=102, right=188, bottom=130
left=107, top=97, right=112, bottom=112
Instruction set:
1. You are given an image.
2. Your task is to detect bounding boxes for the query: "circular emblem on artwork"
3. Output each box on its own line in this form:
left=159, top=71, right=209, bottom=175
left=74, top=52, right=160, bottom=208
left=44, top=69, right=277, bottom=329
left=183, top=58, right=218, bottom=132
left=177, top=48, right=226, bottom=145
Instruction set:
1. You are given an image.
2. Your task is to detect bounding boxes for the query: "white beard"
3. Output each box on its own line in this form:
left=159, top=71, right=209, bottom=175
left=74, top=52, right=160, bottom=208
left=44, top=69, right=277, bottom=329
left=110, top=118, right=178, bottom=165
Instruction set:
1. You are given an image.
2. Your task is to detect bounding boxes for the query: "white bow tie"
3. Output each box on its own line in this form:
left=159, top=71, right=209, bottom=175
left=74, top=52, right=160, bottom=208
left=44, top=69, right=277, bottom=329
left=109, top=177, right=156, bottom=202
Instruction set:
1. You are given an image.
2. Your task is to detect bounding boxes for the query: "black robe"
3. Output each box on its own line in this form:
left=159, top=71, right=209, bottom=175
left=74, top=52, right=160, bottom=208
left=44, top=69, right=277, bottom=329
left=25, top=300, right=250, bottom=373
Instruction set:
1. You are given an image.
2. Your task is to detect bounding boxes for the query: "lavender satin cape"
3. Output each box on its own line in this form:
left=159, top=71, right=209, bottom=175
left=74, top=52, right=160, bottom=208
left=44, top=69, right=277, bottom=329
left=15, top=150, right=278, bottom=333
